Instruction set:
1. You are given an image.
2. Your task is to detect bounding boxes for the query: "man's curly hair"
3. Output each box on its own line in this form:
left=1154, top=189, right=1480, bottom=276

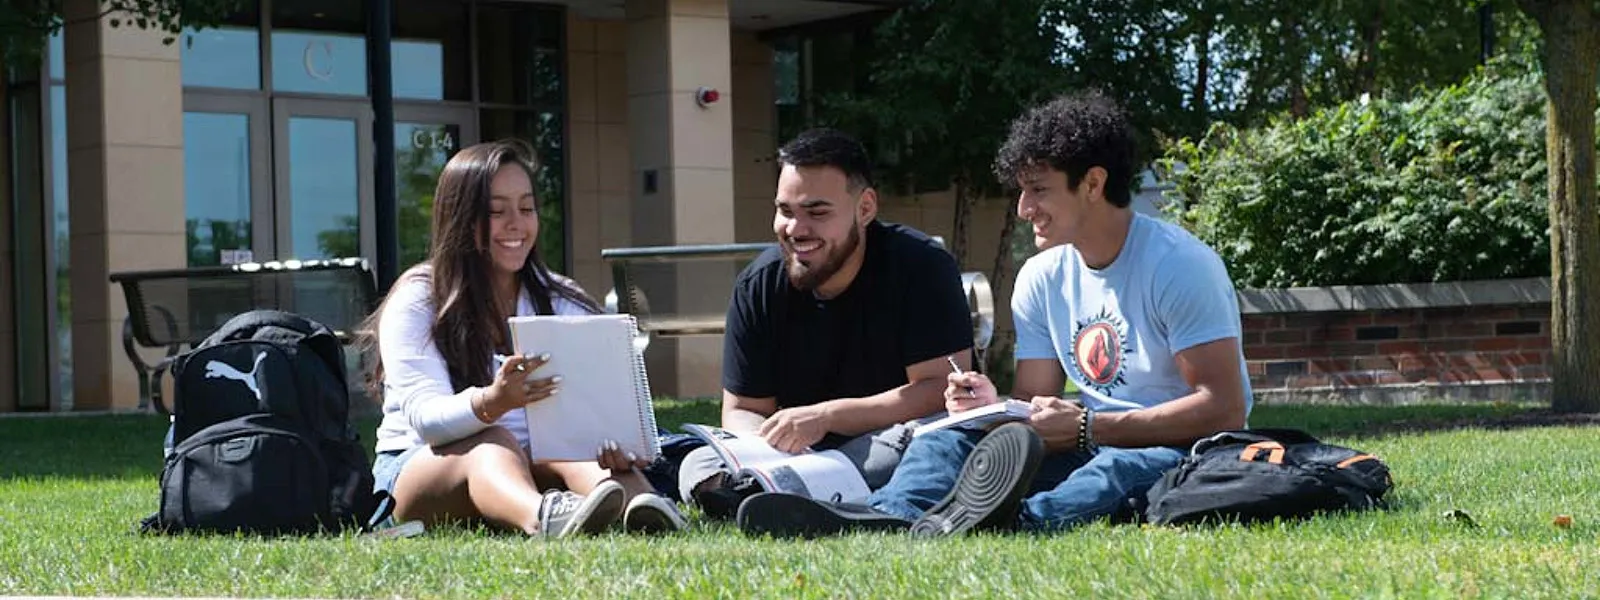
left=992, top=91, right=1137, bottom=208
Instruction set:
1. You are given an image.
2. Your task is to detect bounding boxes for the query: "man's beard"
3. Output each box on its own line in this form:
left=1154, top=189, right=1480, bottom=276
left=784, top=221, right=862, bottom=291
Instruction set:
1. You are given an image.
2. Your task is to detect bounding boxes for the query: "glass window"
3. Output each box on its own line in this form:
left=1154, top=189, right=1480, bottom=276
left=182, top=26, right=262, bottom=90
left=394, top=122, right=460, bottom=268
left=183, top=112, right=254, bottom=266
left=271, top=31, right=368, bottom=96
left=392, top=41, right=444, bottom=100
left=481, top=109, right=564, bottom=271
left=395, top=0, right=470, bottom=100
left=773, top=37, right=803, bottom=143
left=477, top=3, right=563, bottom=107
left=271, top=0, right=368, bottom=95
left=49, top=30, right=63, bottom=81
left=9, top=79, right=50, bottom=409
left=287, top=116, right=360, bottom=259
left=179, top=1, right=261, bottom=89
left=50, top=84, right=70, bottom=407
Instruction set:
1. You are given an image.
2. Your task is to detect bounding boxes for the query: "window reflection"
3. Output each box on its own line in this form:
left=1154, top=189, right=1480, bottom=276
left=395, top=122, right=459, bottom=268
left=392, top=41, right=444, bottom=100
left=288, top=117, right=360, bottom=259
left=477, top=3, right=563, bottom=107
left=50, top=83, right=70, bottom=406
left=49, top=30, right=63, bottom=80
left=396, top=0, right=469, bottom=100
left=184, top=113, right=253, bottom=266
left=182, top=26, right=262, bottom=90
left=272, top=31, right=368, bottom=95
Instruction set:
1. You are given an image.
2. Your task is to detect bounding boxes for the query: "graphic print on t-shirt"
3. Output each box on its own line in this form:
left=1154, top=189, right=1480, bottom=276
left=1071, top=309, right=1129, bottom=395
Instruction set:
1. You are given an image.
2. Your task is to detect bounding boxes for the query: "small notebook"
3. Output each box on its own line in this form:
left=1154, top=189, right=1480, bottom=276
left=912, top=399, right=1036, bottom=437
left=508, top=314, right=660, bottom=462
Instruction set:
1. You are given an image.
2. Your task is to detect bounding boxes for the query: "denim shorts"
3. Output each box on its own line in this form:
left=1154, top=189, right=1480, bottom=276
left=369, top=446, right=424, bottom=529
left=372, top=445, right=425, bottom=497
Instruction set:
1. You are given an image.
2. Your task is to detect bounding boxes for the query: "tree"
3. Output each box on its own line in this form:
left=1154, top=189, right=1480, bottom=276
left=1514, top=0, right=1600, bottom=413
left=809, top=0, right=1065, bottom=373
left=817, top=0, right=1064, bottom=262
left=1, top=0, right=245, bottom=68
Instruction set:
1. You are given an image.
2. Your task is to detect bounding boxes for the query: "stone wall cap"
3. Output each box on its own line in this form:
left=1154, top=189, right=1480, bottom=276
left=1238, top=277, right=1550, bottom=314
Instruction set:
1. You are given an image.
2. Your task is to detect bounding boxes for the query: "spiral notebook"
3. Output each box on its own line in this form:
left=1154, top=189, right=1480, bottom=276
left=508, top=314, right=660, bottom=462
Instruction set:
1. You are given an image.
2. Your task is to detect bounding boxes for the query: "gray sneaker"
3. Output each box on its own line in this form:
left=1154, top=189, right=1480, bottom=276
left=623, top=492, right=687, bottom=534
left=539, top=480, right=625, bottom=537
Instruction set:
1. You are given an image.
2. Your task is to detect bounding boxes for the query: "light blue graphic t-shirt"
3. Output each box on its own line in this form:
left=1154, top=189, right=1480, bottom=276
left=1011, top=213, right=1253, bottom=415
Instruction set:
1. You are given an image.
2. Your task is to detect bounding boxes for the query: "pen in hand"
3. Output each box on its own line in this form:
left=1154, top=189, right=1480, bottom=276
left=947, top=355, right=975, bottom=397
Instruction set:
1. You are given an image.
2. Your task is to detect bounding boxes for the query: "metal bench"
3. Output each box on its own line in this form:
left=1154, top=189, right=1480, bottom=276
left=600, top=240, right=996, bottom=366
left=108, top=257, right=379, bottom=414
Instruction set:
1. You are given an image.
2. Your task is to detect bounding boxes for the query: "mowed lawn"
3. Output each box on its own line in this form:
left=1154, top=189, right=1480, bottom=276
left=4, top=400, right=1600, bottom=598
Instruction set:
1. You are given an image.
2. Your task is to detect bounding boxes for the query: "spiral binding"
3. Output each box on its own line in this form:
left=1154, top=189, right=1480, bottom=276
left=624, top=315, right=662, bottom=458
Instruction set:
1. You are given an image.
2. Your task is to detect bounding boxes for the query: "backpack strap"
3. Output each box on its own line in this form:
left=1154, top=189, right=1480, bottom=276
left=1188, top=428, right=1323, bottom=457
left=1239, top=441, right=1286, bottom=464
left=364, top=491, right=397, bottom=532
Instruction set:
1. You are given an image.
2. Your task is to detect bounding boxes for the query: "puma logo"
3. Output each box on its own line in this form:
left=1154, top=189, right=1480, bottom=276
left=205, top=352, right=268, bottom=402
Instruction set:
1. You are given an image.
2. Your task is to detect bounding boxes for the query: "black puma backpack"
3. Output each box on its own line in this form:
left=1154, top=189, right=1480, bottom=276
left=1141, top=428, right=1393, bottom=526
left=140, top=309, right=389, bottom=535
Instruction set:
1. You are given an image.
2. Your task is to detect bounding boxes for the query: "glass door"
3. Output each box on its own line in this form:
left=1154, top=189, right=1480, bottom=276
left=393, top=105, right=477, bottom=270
left=182, top=95, right=274, bottom=340
left=271, top=98, right=374, bottom=262
left=183, top=95, right=272, bottom=267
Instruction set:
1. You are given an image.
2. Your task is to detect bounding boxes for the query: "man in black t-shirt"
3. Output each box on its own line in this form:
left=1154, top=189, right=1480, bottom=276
left=677, top=128, right=975, bottom=519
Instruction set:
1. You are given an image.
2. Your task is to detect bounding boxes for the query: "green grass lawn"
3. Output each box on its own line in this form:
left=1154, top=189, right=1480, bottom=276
left=4, top=400, right=1599, bottom=598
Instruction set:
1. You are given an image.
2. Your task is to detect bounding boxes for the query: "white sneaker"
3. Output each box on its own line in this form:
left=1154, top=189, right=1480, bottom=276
left=623, top=492, right=687, bottom=534
left=538, top=480, right=625, bottom=537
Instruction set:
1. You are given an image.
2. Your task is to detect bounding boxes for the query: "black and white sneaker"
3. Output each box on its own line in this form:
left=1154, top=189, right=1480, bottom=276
left=624, top=492, right=688, bottom=534
left=538, top=480, right=625, bottom=537
left=909, top=422, right=1044, bottom=536
left=693, top=473, right=763, bottom=521
left=736, top=492, right=912, bottom=539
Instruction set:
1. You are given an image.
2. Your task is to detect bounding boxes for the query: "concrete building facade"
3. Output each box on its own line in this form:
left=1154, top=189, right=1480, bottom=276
left=3, top=0, right=1023, bottom=412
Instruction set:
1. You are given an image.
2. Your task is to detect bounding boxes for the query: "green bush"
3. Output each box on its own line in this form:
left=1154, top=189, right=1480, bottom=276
left=1162, top=63, right=1594, bottom=288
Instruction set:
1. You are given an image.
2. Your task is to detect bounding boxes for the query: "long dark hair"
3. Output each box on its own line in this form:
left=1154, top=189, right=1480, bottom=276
left=363, top=139, right=601, bottom=397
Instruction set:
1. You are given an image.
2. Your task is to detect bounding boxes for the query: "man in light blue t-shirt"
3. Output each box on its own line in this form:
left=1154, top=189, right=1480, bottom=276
left=737, top=91, right=1252, bottom=538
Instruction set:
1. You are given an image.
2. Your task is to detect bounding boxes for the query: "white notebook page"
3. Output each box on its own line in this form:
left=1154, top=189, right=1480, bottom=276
left=508, top=314, right=659, bottom=462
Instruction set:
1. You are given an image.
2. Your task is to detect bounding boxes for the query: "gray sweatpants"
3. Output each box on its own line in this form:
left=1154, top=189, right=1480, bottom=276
left=676, top=422, right=918, bottom=504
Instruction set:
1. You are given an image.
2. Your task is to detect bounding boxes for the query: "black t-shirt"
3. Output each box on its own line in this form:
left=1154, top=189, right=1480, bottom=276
left=722, top=220, right=974, bottom=412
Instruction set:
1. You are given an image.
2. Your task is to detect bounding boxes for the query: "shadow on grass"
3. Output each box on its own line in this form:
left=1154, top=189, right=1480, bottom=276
left=4, top=400, right=1591, bottom=481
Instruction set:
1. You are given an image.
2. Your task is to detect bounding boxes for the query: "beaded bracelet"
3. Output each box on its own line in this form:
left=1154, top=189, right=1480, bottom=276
left=1077, top=406, right=1097, bottom=453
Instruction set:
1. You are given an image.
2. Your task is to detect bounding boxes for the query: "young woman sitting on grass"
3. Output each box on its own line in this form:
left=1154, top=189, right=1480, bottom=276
left=363, top=139, right=684, bottom=536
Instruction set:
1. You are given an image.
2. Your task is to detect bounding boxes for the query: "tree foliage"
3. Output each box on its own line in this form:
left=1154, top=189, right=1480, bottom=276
left=811, top=0, right=1064, bottom=269
left=1, top=0, right=246, bottom=68
left=1192, top=1, right=1536, bottom=124
left=1164, top=62, right=1575, bottom=288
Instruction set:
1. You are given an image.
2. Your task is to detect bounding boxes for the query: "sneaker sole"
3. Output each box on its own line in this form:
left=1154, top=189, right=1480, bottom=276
left=736, top=493, right=909, bottom=539
left=559, top=481, right=626, bottom=537
left=625, top=495, right=687, bottom=534
left=910, top=422, right=1044, bottom=536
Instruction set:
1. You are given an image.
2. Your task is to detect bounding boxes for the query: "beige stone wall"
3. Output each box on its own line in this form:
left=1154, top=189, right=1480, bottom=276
left=731, top=31, right=775, bottom=244
left=64, top=0, right=187, bottom=410
left=565, top=15, right=633, bottom=298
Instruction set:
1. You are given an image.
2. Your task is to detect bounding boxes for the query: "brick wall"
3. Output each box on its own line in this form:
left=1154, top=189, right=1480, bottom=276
left=1239, top=278, right=1552, bottom=403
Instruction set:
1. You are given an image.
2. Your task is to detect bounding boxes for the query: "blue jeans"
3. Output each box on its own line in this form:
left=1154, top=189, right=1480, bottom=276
left=868, top=428, right=1184, bottom=532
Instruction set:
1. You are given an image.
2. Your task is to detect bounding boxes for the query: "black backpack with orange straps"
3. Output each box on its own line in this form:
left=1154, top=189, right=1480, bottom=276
left=1141, top=428, right=1393, bottom=526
